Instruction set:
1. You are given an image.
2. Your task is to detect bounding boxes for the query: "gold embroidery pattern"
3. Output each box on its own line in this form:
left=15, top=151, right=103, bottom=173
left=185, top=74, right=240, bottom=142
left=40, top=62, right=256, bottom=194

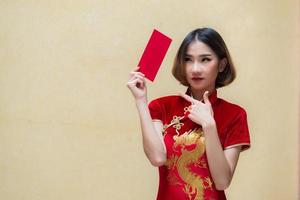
left=162, top=106, right=190, bottom=136
left=184, top=106, right=192, bottom=114
left=165, top=128, right=213, bottom=200
left=162, top=115, right=184, bottom=136
left=166, top=172, right=181, bottom=186
left=195, top=159, right=208, bottom=169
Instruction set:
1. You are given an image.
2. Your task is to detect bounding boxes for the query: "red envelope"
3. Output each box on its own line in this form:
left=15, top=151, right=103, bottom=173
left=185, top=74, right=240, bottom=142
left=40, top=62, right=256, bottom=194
left=138, top=29, right=172, bottom=81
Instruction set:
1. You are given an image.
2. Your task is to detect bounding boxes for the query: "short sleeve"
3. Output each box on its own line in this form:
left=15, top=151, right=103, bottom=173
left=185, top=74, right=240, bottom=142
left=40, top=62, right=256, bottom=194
left=148, top=99, right=164, bottom=122
left=224, top=108, right=251, bottom=151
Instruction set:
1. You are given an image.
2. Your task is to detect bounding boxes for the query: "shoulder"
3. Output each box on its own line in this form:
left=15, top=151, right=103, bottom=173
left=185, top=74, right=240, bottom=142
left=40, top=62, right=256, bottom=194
left=217, top=98, right=247, bottom=117
left=148, top=95, right=185, bottom=121
left=148, top=95, right=185, bottom=110
left=149, top=95, right=181, bottom=104
left=150, top=95, right=181, bottom=103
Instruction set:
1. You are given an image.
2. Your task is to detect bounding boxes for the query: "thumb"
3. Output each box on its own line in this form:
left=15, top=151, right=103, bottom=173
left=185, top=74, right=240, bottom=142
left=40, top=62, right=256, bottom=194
left=203, top=91, right=210, bottom=104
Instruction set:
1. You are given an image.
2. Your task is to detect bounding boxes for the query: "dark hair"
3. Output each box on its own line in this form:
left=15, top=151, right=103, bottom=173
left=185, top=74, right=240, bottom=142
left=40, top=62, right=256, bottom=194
left=172, top=27, right=236, bottom=88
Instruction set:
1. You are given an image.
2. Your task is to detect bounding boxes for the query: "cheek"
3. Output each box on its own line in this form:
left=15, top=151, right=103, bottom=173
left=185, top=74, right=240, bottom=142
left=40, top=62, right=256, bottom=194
left=209, top=62, right=219, bottom=72
left=184, top=64, right=192, bottom=75
left=206, top=65, right=219, bottom=79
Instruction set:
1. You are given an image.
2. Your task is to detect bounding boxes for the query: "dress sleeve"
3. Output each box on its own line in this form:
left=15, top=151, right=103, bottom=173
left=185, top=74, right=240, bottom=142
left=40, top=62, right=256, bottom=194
left=224, top=108, right=251, bottom=151
left=148, top=99, right=164, bottom=122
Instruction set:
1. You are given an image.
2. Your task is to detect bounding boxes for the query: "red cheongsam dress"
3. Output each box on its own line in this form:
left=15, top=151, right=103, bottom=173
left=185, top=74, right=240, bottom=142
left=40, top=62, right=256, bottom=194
left=148, top=89, right=251, bottom=200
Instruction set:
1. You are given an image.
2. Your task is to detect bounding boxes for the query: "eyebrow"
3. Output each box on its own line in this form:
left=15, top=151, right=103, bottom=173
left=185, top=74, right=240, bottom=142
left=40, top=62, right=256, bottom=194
left=184, top=54, right=212, bottom=57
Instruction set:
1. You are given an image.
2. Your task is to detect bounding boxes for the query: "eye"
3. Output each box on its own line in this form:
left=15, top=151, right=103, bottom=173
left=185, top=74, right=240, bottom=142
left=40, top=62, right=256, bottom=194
left=184, top=57, right=192, bottom=62
left=202, top=57, right=211, bottom=62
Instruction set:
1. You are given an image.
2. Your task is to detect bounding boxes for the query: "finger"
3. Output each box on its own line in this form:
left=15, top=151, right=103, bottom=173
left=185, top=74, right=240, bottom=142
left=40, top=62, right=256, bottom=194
left=179, top=93, right=198, bottom=104
left=128, top=74, right=137, bottom=82
left=136, top=79, right=144, bottom=88
left=126, top=80, right=136, bottom=89
left=128, top=75, right=144, bottom=84
left=134, top=66, right=140, bottom=71
left=203, top=91, right=211, bottom=104
left=211, top=109, right=214, bottom=116
left=129, top=73, right=145, bottom=82
left=130, top=71, right=145, bottom=77
left=187, top=113, right=196, bottom=123
left=133, top=73, right=145, bottom=80
left=135, top=77, right=146, bottom=88
left=127, top=78, right=144, bottom=89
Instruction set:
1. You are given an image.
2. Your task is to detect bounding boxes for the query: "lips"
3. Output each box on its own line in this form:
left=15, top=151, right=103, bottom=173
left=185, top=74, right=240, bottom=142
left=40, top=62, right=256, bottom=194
left=191, top=77, right=204, bottom=81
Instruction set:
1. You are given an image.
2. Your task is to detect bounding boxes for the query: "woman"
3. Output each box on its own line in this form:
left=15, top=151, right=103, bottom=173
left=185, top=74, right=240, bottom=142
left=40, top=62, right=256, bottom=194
left=127, top=27, right=250, bottom=200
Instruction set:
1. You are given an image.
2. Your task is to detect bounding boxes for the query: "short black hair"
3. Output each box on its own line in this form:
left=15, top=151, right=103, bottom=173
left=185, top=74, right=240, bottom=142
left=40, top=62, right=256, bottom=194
left=172, top=27, right=236, bottom=88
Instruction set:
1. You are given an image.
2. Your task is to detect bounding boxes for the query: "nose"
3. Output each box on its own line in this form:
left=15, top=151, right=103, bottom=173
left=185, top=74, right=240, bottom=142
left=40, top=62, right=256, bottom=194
left=191, top=61, right=203, bottom=73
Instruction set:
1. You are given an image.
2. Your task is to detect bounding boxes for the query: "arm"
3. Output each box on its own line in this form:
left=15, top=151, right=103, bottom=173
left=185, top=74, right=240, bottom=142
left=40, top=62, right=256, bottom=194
left=136, top=100, right=166, bottom=166
left=203, top=122, right=241, bottom=190
left=127, top=69, right=166, bottom=166
left=180, top=91, right=241, bottom=190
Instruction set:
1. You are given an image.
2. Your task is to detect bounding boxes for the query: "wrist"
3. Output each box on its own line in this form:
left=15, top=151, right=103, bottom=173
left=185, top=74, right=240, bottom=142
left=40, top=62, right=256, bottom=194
left=202, top=119, right=216, bottom=130
left=135, top=98, right=148, bottom=107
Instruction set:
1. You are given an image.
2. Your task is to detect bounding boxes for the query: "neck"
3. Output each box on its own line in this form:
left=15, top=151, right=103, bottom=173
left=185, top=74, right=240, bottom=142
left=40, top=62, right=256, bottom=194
left=189, top=87, right=215, bottom=101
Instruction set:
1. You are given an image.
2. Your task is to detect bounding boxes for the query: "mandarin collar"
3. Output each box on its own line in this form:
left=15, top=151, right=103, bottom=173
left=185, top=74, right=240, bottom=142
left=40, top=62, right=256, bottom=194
left=185, top=88, right=218, bottom=105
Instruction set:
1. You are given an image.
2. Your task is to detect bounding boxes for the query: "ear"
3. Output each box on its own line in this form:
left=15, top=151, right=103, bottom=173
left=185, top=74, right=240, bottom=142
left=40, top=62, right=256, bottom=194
left=218, top=58, right=227, bottom=72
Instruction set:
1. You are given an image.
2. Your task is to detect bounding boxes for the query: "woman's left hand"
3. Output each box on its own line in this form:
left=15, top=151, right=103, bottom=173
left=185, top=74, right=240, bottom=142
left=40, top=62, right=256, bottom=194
left=180, top=91, right=215, bottom=128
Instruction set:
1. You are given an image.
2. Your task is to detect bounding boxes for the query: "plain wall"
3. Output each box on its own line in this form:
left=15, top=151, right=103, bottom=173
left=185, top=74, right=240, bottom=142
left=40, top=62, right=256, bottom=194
left=0, top=0, right=299, bottom=199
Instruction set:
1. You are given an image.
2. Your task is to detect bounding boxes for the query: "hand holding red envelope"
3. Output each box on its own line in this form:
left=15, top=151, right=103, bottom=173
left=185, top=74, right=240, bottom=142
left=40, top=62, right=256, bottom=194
left=137, top=29, right=172, bottom=81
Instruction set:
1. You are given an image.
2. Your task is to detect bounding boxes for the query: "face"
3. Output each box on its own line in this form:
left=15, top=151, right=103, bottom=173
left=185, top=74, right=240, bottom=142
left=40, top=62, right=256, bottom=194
left=184, top=40, right=224, bottom=93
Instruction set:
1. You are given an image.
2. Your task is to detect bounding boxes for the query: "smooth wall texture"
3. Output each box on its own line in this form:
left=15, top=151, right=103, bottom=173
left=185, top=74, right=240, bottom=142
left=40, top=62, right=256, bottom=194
left=0, top=0, right=299, bottom=199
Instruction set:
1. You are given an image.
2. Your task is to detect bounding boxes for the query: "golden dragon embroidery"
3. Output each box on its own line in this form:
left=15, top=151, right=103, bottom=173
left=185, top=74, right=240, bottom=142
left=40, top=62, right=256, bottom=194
left=165, top=128, right=213, bottom=200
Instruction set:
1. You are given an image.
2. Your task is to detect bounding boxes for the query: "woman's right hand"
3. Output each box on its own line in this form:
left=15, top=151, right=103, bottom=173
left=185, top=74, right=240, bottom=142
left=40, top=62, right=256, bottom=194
left=126, top=67, right=147, bottom=103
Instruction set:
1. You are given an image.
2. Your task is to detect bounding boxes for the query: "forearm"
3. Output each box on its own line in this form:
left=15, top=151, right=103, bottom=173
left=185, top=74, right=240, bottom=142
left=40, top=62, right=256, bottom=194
left=203, top=121, right=232, bottom=190
left=136, top=100, right=166, bottom=166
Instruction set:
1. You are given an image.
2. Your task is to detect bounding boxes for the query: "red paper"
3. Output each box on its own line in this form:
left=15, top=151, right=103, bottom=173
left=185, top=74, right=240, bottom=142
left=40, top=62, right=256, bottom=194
left=138, top=29, right=172, bottom=81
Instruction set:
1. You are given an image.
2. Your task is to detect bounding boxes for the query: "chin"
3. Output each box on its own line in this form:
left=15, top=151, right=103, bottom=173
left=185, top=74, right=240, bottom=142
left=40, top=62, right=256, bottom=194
left=189, top=84, right=206, bottom=92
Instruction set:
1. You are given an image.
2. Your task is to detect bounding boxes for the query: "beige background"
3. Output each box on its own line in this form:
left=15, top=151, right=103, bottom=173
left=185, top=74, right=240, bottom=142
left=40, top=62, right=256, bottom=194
left=0, top=0, right=299, bottom=199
